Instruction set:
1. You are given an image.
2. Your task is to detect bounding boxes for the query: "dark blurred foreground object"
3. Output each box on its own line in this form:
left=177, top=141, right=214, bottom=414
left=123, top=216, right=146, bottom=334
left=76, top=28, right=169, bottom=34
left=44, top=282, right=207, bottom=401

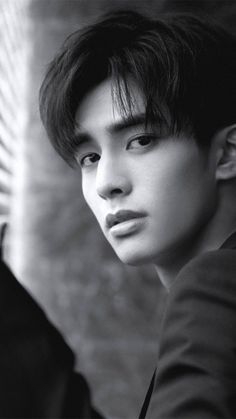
left=0, top=223, right=7, bottom=259
left=0, top=227, right=236, bottom=418
left=0, top=252, right=103, bottom=418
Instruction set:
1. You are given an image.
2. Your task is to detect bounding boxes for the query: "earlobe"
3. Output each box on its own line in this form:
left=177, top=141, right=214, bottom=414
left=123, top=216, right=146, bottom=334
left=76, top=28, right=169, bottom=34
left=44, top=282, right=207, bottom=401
left=216, top=126, right=236, bottom=181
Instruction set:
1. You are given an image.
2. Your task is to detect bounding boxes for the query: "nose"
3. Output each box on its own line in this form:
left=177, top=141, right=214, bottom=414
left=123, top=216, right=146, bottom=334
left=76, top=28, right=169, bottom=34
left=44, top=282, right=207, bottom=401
left=96, top=154, right=132, bottom=200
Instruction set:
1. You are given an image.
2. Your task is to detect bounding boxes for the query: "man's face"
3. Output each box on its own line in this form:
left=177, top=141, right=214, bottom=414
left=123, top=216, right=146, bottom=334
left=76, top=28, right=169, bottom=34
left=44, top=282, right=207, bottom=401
left=75, top=79, right=217, bottom=266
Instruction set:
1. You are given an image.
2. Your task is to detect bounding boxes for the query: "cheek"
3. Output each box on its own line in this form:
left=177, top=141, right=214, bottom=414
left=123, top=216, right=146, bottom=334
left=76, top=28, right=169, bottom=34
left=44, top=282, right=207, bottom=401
left=82, top=177, right=96, bottom=213
left=82, top=177, right=103, bottom=223
left=81, top=177, right=90, bottom=205
left=144, top=149, right=215, bottom=227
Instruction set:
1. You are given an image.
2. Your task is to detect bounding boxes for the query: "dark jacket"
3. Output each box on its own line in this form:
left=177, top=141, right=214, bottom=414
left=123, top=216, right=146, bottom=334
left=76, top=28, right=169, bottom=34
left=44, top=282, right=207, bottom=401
left=0, top=233, right=236, bottom=418
left=140, top=232, right=236, bottom=418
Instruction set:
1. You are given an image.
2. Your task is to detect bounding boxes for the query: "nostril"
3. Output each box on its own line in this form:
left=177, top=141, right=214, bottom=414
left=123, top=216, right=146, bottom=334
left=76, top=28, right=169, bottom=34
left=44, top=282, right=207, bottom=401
left=111, top=188, right=123, bottom=195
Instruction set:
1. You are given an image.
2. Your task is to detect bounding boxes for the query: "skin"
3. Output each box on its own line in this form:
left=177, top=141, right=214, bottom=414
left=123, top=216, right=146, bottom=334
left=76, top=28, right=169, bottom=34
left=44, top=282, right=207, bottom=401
left=75, top=78, right=236, bottom=289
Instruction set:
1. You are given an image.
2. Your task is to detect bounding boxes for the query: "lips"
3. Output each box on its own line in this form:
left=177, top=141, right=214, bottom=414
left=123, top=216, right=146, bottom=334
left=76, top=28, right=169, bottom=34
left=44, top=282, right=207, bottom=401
left=106, top=210, right=146, bottom=229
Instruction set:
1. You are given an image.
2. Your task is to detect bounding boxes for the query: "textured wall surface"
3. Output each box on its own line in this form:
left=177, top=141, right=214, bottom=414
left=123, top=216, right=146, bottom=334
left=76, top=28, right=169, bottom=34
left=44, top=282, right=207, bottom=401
left=0, top=0, right=29, bottom=244
left=5, top=1, right=236, bottom=418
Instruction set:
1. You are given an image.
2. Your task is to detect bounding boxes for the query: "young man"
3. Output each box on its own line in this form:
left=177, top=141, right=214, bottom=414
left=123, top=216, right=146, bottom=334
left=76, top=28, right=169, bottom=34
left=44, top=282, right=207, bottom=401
left=0, top=9, right=236, bottom=418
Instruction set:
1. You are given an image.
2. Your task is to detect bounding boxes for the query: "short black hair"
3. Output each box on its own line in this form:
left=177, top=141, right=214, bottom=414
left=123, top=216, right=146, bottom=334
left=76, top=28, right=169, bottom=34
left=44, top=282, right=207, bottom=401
left=39, top=10, right=236, bottom=166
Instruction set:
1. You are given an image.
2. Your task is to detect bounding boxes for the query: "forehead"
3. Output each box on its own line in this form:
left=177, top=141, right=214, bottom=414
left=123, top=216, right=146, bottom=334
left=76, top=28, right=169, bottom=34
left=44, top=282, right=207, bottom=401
left=75, top=78, right=145, bottom=132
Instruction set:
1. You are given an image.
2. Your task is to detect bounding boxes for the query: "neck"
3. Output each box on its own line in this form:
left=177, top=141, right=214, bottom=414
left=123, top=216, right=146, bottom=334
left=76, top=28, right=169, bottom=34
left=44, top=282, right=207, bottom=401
left=155, top=186, right=236, bottom=291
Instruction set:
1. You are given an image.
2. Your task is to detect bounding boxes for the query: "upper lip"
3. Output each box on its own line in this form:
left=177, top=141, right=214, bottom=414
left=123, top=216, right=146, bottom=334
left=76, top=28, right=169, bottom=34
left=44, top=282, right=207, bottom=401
left=106, top=210, right=146, bottom=229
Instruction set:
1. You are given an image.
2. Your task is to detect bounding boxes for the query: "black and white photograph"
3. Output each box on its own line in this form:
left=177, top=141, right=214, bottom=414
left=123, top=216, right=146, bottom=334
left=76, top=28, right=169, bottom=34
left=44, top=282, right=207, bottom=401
left=0, top=0, right=236, bottom=418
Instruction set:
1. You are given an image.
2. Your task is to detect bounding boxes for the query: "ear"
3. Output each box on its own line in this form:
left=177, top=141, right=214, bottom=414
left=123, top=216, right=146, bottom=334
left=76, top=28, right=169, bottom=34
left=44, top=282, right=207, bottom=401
left=216, top=125, right=236, bottom=181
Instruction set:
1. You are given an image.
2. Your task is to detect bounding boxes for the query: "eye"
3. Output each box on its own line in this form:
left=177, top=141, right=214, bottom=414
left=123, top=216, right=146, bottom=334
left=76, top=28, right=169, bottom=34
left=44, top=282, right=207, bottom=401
left=80, top=152, right=100, bottom=168
left=127, top=135, right=157, bottom=150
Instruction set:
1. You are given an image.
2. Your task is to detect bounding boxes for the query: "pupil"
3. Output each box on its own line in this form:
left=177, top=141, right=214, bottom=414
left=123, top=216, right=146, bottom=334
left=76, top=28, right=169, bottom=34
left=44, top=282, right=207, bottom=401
left=91, top=154, right=97, bottom=162
left=140, top=137, right=150, bottom=144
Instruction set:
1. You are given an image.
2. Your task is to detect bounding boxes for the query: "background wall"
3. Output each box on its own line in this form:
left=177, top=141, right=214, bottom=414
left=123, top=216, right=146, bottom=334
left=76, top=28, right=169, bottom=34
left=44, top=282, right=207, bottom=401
left=0, top=0, right=29, bottom=257
left=3, top=1, right=236, bottom=418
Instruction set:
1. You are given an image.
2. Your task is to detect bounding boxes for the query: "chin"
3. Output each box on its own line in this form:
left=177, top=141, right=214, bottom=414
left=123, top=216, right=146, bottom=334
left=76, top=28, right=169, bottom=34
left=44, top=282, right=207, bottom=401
left=111, top=233, right=180, bottom=266
left=114, top=245, right=159, bottom=266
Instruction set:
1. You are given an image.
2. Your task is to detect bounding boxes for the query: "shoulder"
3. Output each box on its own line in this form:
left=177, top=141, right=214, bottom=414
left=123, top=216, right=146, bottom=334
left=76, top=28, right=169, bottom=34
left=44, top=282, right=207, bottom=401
left=160, top=248, right=236, bottom=380
left=167, top=248, right=236, bottom=321
left=170, top=248, right=236, bottom=297
left=151, top=248, right=236, bottom=419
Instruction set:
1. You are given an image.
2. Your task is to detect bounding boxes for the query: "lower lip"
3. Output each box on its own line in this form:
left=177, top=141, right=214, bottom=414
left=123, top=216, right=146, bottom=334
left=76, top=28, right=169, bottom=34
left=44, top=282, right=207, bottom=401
left=109, top=217, right=146, bottom=238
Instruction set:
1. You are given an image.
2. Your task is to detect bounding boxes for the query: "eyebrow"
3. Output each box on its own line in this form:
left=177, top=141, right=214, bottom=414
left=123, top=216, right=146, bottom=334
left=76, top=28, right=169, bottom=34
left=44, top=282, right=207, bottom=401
left=74, top=112, right=147, bottom=147
left=107, top=112, right=147, bottom=134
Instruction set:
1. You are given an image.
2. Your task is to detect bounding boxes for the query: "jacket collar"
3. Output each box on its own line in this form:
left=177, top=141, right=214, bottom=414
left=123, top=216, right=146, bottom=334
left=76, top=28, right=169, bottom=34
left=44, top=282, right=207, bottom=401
left=220, top=231, right=236, bottom=250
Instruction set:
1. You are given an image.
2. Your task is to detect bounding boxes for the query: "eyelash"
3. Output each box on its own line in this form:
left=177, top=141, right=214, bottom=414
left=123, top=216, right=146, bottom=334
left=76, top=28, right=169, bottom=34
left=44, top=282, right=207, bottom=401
left=80, top=152, right=100, bottom=168
left=127, top=134, right=157, bottom=149
left=79, top=134, right=157, bottom=168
